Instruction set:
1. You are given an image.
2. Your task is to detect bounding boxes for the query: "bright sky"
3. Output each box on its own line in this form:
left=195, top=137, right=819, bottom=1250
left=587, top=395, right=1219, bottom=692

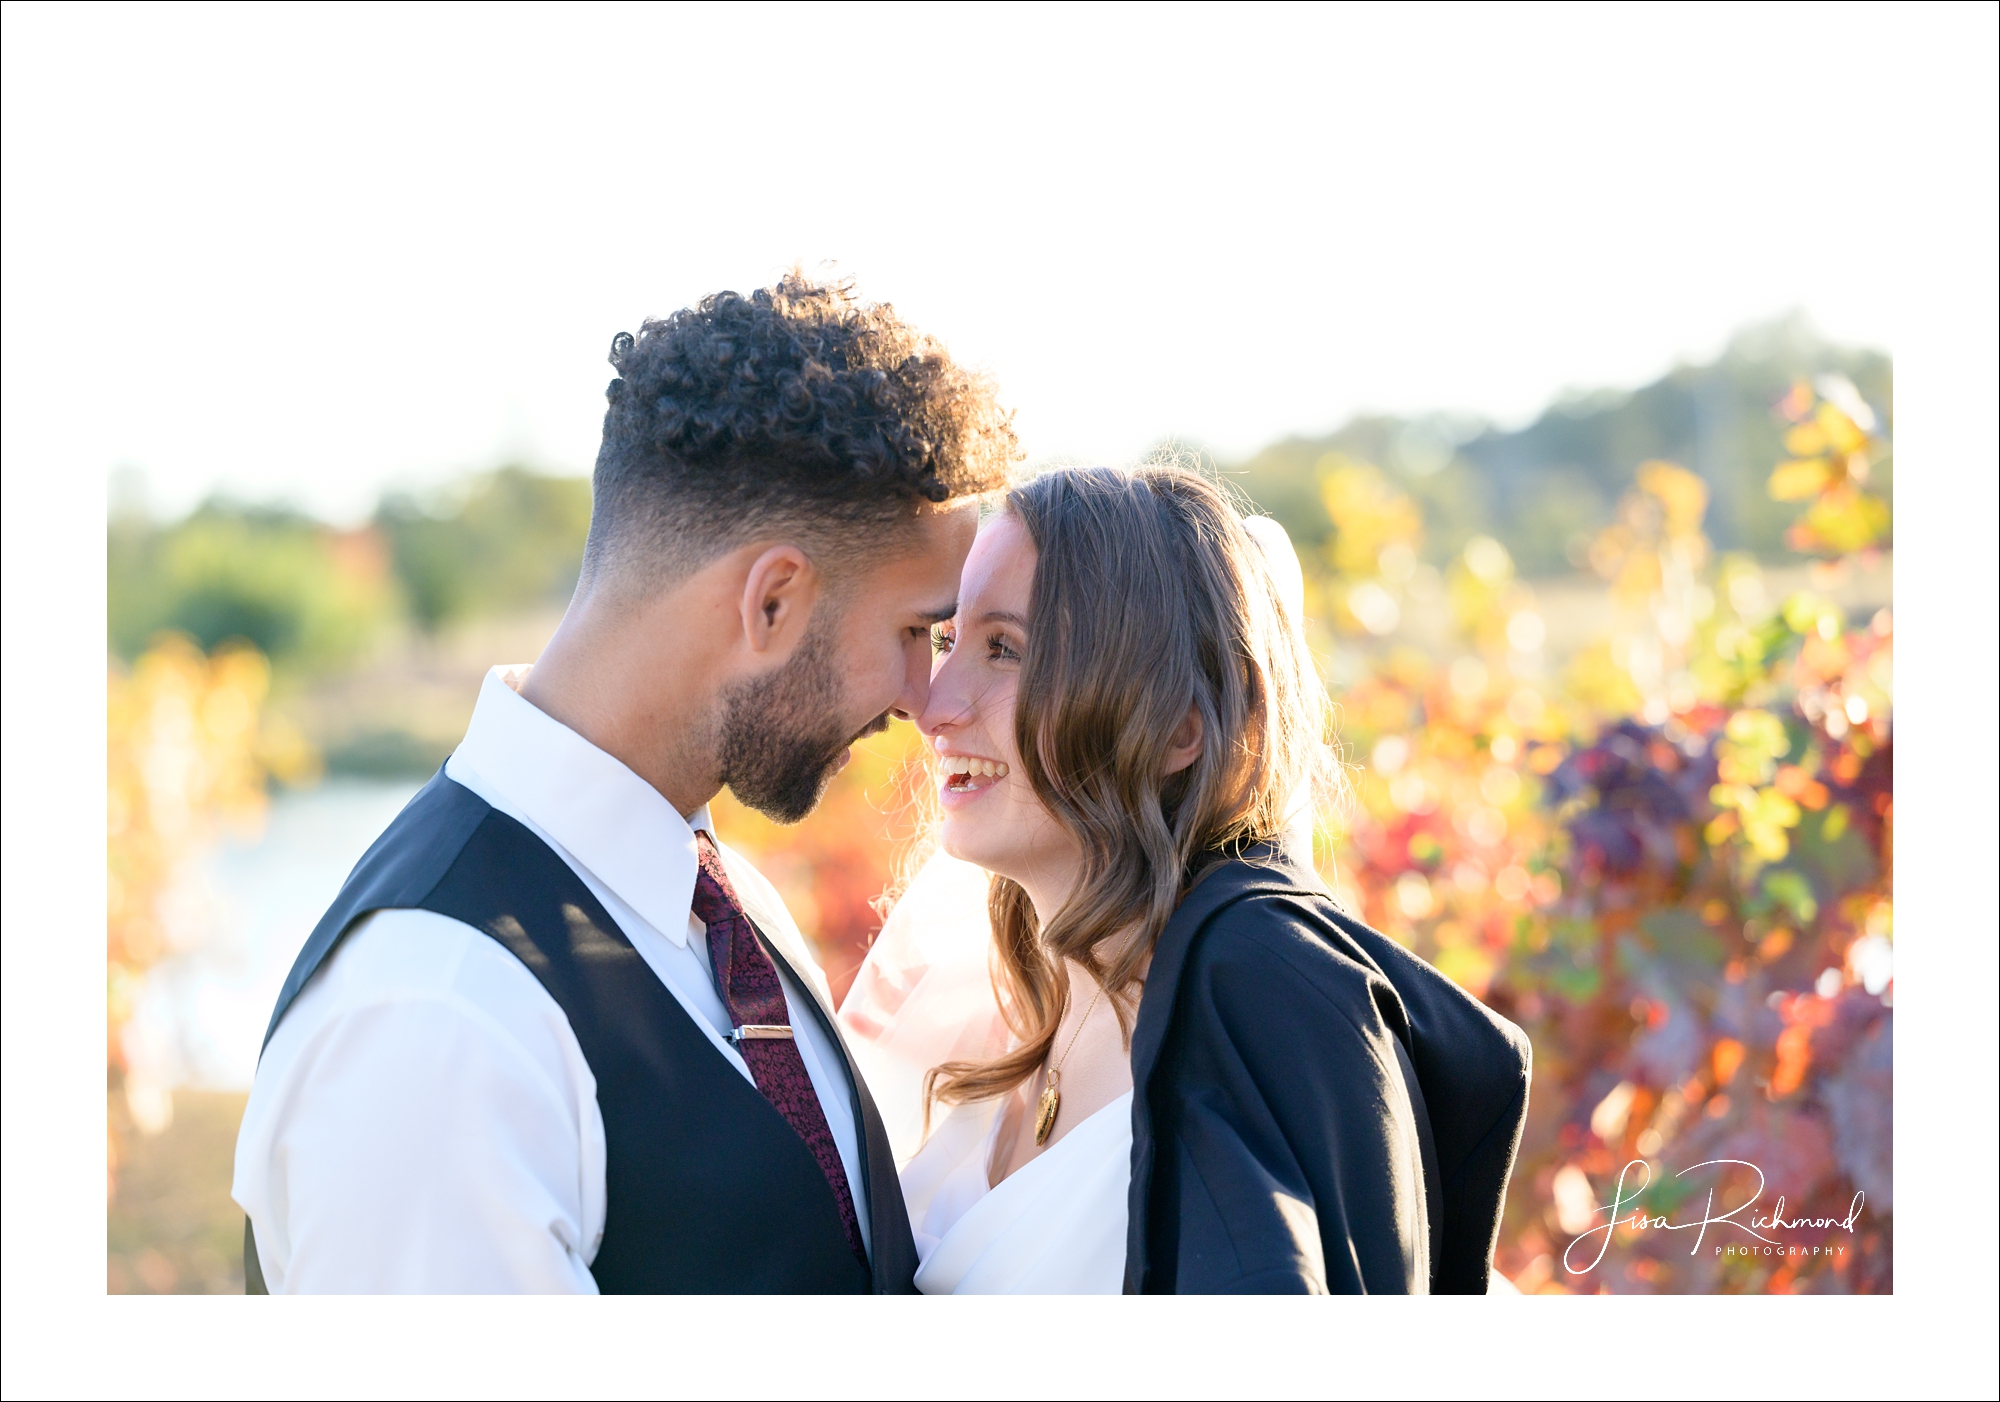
left=0, top=5, right=1945, bottom=523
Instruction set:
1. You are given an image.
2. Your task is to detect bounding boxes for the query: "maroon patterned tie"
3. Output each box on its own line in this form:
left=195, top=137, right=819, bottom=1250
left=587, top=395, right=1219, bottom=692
left=690, top=831, right=867, bottom=1268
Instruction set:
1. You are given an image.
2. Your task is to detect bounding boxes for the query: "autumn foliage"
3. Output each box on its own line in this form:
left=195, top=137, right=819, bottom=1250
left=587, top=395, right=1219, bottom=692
left=106, top=637, right=317, bottom=1193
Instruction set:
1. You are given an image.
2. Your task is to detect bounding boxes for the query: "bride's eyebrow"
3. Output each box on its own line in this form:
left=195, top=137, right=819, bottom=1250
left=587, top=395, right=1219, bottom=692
left=978, top=611, right=1027, bottom=628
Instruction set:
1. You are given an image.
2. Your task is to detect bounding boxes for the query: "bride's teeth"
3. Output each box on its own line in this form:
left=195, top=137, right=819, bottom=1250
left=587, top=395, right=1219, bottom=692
left=940, top=756, right=1009, bottom=783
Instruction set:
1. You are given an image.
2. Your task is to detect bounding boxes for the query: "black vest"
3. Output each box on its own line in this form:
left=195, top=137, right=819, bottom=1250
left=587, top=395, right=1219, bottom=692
left=247, top=770, right=919, bottom=1293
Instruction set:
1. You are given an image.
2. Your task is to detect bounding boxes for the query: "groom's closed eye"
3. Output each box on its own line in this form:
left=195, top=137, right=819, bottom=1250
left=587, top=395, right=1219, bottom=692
left=917, top=603, right=958, bottom=646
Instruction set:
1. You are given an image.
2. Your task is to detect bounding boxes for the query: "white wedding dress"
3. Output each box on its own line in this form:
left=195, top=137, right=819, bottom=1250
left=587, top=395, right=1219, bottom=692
left=904, top=1091, right=1132, bottom=1294
left=838, top=851, right=1134, bottom=1294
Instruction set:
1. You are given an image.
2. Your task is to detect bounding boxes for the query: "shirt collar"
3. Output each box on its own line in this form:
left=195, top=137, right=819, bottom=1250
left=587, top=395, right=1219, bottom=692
left=452, top=665, right=711, bottom=947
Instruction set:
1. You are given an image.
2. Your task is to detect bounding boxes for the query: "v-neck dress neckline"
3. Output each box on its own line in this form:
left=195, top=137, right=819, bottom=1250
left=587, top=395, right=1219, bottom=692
left=906, top=1091, right=1133, bottom=1294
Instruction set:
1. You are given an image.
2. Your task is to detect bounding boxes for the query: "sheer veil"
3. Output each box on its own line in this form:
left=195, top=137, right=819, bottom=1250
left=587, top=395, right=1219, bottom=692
left=835, top=511, right=1314, bottom=1167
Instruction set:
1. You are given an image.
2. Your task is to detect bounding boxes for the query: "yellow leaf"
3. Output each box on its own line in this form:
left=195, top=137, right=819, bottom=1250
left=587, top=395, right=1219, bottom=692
left=1803, top=488, right=1890, bottom=553
left=1725, top=708, right=1788, bottom=755
left=1710, top=782, right=1754, bottom=810
left=1636, top=461, right=1709, bottom=535
left=1815, top=402, right=1868, bottom=457
left=1784, top=423, right=1829, bottom=457
left=1317, top=457, right=1421, bottom=577
left=1751, top=788, right=1802, bottom=829
left=1747, top=822, right=1791, bottom=864
left=1768, top=458, right=1833, bottom=502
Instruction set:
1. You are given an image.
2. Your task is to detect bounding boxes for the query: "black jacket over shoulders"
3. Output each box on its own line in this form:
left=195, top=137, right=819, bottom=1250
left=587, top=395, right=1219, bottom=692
left=1124, top=845, right=1531, bottom=1294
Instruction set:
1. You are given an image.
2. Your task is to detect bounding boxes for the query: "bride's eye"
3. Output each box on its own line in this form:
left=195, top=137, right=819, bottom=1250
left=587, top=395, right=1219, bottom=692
left=987, top=632, right=1020, bottom=663
left=930, top=623, right=955, bottom=655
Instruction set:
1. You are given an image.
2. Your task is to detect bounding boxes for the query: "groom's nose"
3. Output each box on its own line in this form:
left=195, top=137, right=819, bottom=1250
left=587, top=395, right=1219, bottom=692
left=889, top=635, right=934, bottom=723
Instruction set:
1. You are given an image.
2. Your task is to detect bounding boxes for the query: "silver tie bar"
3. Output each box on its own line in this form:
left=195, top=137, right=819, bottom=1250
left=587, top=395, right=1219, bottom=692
left=730, top=1024, right=794, bottom=1042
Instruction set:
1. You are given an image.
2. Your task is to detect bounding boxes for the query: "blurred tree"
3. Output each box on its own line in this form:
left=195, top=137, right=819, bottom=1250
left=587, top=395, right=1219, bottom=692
left=1230, top=315, right=1891, bottom=577
left=374, top=466, right=592, bottom=631
left=108, top=500, right=395, bottom=672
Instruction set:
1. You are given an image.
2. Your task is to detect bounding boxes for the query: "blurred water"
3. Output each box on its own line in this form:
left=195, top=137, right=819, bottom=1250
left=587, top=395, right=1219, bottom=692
left=128, top=778, right=425, bottom=1090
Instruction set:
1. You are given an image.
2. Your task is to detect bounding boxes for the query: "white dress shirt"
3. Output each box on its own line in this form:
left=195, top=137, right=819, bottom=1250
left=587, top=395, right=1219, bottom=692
left=232, top=665, right=869, bottom=1293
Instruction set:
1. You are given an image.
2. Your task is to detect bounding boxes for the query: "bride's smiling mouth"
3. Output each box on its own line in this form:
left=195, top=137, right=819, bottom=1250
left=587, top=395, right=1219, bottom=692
left=938, top=753, right=1010, bottom=805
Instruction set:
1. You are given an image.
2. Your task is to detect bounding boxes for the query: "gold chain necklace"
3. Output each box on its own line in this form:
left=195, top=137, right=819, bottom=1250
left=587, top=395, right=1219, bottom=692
left=1033, top=979, right=1107, bottom=1146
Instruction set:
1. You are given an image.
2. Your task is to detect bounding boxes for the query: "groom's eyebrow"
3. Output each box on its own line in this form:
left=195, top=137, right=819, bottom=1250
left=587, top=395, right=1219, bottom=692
left=917, top=602, right=959, bottom=624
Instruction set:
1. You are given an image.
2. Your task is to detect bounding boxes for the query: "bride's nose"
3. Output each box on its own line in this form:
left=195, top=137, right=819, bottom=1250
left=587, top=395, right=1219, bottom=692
left=917, top=651, right=976, bottom=738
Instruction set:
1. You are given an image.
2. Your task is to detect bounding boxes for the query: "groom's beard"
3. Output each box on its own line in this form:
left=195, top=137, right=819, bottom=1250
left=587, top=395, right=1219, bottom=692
left=716, top=619, right=888, bottom=825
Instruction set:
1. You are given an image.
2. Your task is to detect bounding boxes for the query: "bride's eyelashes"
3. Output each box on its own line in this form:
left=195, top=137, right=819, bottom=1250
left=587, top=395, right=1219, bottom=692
left=930, top=624, right=1021, bottom=664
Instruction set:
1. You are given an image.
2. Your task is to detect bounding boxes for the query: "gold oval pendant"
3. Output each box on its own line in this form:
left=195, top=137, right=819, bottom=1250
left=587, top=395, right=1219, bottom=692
left=1033, top=1083, right=1060, bottom=1146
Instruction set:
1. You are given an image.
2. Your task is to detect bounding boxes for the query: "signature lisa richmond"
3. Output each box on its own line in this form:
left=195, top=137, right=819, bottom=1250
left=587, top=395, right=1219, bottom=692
left=1563, top=1159, right=1866, bottom=1276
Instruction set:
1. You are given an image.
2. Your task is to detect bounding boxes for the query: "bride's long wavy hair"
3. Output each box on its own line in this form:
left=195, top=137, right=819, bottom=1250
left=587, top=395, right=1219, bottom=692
left=924, top=464, right=1341, bottom=1114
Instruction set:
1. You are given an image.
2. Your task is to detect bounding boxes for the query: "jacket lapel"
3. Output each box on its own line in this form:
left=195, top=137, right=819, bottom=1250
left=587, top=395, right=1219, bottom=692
left=1125, top=846, right=1314, bottom=1291
left=1129, top=848, right=1317, bottom=1093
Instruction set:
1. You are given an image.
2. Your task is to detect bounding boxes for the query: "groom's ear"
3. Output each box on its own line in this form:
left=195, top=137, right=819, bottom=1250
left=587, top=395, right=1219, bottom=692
left=738, top=544, right=822, bottom=655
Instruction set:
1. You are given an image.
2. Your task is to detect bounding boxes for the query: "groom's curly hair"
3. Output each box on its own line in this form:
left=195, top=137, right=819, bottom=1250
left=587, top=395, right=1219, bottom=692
left=585, top=269, right=1019, bottom=591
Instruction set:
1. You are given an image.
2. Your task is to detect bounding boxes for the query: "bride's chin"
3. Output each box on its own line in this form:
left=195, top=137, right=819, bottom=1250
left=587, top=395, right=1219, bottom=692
left=938, top=822, right=1006, bottom=875
left=937, top=824, right=973, bottom=864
